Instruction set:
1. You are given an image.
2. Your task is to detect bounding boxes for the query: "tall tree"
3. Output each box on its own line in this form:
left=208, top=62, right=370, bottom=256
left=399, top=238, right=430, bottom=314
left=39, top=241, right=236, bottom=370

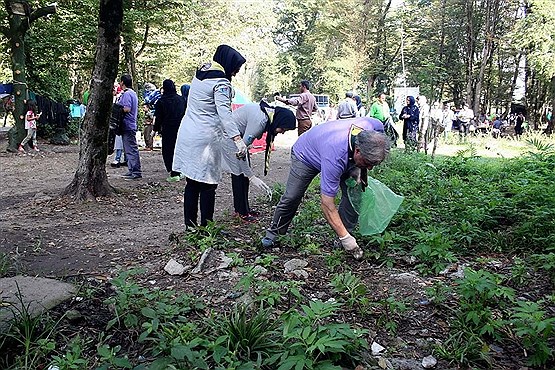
left=63, top=0, right=123, bottom=200
left=1, top=0, right=56, bottom=152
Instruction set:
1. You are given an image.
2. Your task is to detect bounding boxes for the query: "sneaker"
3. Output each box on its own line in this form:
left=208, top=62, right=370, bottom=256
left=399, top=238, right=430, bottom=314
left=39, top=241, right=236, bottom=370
left=121, top=173, right=133, bottom=178
left=110, top=161, right=120, bottom=168
left=34, top=147, right=39, bottom=152
left=261, top=237, right=275, bottom=249
left=18, top=145, right=25, bottom=153
left=166, top=175, right=181, bottom=183
left=124, top=174, right=142, bottom=180
left=248, top=210, right=261, bottom=217
left=239, top=214, right=257, bottom=223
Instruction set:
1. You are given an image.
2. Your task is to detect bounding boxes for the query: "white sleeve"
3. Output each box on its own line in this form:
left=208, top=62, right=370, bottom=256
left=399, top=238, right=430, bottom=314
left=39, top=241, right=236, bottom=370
left=214, top=82, right=240, bottom=139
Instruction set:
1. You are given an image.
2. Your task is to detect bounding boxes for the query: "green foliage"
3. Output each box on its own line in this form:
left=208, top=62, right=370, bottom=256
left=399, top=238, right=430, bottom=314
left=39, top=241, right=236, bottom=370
left=411, top=226, right=457, bottom=275
left=183, top=221, right=231, bottom=253
left=372, top=151, right=555, bottom=256
left=266, top=300, right=368, bottom=370
left=50, top=336, right=89, bottom=370
left=510, top=300, right=555, bottom=366
left=0, top=285, right=58, bottom=369
left=330, top=272, right=368, bottom=308
left=455, top=268, right=514, bottom=336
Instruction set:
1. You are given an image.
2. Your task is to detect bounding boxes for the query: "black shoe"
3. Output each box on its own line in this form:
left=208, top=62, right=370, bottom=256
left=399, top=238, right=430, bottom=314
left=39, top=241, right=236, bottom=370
left=110, top=161, right=120, bottom=168
left=124, top=174, right=142, bottom=180
left=121, top=173, right=133, bottom=178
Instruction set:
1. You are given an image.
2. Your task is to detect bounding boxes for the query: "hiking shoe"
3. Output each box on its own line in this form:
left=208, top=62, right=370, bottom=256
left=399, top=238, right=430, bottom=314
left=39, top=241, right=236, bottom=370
left=166, top=175, right=181, bottom=183
left=124, top=174, right=142, bottom=180
left=239, top=214, right=257, bottom=223
left=261, top=237, right=275, bottom=249
left=248, top=210, right=261, bottom=217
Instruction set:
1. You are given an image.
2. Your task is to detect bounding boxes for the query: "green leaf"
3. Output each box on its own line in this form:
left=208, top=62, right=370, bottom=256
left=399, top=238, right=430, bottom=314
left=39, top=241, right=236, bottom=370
left=141, top=307, right=157, bottom=319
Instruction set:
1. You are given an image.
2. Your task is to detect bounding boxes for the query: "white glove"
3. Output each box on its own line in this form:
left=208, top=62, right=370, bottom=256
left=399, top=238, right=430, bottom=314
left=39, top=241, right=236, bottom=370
left=150, top=131, right=156, bottom=138
left=339, top=233, right=363, bottom=260
left=250, top=176, right=272, bottom=198
left=234, top=139, right=247, bottom=160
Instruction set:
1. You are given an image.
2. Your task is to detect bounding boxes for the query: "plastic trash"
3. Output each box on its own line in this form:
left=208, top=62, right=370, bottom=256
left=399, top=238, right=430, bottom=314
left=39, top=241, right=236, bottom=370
left=347, top=177, right=404, bottom=235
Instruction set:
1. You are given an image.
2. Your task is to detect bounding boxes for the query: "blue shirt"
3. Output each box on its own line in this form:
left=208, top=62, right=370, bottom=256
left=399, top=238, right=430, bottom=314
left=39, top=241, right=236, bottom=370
left=292, top=117, right=384, bottom=197
left=119, top=89, right=138, bottom=130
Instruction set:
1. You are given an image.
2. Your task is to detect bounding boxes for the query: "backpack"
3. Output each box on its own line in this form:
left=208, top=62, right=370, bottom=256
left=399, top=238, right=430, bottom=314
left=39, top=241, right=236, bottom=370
left=107, top=103, right=125, bottom=155
left=109, top=103, right=125, bottom=135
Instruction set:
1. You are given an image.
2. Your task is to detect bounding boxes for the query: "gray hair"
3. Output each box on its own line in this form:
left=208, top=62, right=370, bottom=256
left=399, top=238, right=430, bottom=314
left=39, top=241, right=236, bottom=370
left=355, top=130, right=390, bottom=166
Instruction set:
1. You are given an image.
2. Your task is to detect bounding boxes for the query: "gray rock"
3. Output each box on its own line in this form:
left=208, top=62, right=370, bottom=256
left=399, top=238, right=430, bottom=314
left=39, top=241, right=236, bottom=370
left=389, top=358, right=423, bottom=370
left=217, top=253, right=233, bottom=270
left=284, top=258, right=308, bottom=273
left=164, top=258, right=186, bottom=276
left=0, top=276, right=75, bottom=332
left=291, top=269, right=309, bottom=279
left=253, top=266, right=268, bottom=275
left=371, top=341, right=386, bottom=355
left=422, top=355, right=437, bottom=368
left=191, top=247, right=213, bottom=274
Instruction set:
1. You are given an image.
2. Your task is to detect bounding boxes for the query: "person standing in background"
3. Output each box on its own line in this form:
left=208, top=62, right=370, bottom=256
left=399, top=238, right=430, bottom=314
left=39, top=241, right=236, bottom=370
left=275, top=80, right=317, bottom=136
left=119, top=74, right=142, bottom=180
left=399, top=96, right=420, bottom=152
left=153, top=79, right=186, bottom=182
left=142, top=103, right=154, bottom=151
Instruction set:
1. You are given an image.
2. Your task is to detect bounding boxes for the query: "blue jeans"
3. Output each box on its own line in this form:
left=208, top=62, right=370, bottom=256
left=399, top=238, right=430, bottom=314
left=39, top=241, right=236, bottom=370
left=122, top=130, right=141, bottom=176
left=264, top=151, right=358, bottom=242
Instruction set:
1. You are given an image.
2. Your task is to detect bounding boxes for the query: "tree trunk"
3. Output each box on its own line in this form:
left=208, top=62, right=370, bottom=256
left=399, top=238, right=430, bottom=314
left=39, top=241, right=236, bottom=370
left=3, top=1, right=56, bottom=152
left=63, top=0, right=123, bottom=201
left=464, top=0, right=476, bottom=106
left=543, top=76, right=554, bottom=135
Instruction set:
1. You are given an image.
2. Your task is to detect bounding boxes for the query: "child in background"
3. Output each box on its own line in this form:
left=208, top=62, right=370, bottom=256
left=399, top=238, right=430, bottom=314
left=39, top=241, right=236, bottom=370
left=19, top=100, right=42, bottom=152
left=142, top=103, right=154, bottom=151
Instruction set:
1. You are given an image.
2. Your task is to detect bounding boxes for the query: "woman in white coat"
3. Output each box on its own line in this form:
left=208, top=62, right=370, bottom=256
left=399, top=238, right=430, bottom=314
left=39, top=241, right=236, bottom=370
left=222, top=101, right=296, bottom=222
left=173, top=45, right=247, bottom=228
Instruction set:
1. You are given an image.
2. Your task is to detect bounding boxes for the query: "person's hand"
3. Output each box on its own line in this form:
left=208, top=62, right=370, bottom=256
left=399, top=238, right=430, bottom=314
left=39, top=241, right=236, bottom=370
left=150, top=131, right=156, bottom=138
left=234, top=138, right=247, bottom=160
left=250, top=176, right=272, bottom=198
left=339, top=233, right=363, bottom=260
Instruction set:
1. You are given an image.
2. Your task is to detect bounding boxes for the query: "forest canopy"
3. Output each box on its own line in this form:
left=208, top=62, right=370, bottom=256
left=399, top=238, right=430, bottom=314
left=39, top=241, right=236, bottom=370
left=1, top=0, right=554, bottom=126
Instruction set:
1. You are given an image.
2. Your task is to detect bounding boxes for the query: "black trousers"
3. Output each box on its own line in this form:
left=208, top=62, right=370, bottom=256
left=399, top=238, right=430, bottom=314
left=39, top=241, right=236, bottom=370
left=231, top=174, right=250, bottom=216
left=162, top=125, right=180, bottom=177
left=184, top=178, right=217, bottom=227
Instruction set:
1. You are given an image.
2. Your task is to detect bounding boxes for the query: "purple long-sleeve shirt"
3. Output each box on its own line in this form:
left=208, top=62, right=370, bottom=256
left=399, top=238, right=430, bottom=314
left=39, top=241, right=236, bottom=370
left=292, top=117, right=384, bottom=197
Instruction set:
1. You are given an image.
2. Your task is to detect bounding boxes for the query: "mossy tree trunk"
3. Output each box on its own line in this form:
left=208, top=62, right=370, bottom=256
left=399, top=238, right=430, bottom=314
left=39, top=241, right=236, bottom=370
left=1, top=0, right=56, bottom=152
left=63, top=0, right=123, bottom=201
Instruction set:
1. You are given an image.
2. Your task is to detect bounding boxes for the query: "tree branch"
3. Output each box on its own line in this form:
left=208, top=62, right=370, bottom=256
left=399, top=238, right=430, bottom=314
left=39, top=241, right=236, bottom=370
left=0, top=25, right=9, bottom=38
left=29, top=4, right=57, bottom=24
left=134, top=24, right=149, bottom=58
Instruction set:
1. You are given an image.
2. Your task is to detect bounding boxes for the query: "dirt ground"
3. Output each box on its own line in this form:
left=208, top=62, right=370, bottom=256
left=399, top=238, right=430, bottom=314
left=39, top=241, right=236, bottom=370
left=0, top=133, right=297, bottom=277
left=0, top=131, right=537, bottom=369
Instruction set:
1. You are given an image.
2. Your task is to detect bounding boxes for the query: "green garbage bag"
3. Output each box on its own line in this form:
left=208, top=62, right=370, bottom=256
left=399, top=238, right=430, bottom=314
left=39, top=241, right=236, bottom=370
left=347, top=177, right=404, bottom=235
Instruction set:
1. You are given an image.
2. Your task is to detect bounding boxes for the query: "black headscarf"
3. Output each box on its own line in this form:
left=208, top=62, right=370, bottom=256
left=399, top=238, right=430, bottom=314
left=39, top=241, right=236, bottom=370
left=212, top=44, right=246, bottom=81
left=162, top=79, right=177, bottom=95
left=260, top=100, right=296, bottom=175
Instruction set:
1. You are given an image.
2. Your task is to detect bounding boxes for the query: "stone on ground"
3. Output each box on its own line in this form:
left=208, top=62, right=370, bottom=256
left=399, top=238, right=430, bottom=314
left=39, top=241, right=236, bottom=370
left=0, top=276, right=75, bottom=332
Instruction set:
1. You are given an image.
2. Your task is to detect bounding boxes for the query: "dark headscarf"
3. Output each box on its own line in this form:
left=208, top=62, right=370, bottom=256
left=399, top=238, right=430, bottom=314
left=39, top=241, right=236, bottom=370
left=260, top=100, right=296, bottom=175
left=212, top=44, right=246, bottom=81
left=162, top=79, right=177, bottom=95
left=407, top=96, right=416, bottom=106
left=354, top=95, right=362, bottom=111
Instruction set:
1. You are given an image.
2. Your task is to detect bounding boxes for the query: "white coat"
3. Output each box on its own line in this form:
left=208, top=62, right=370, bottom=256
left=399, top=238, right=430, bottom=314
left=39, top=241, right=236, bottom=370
left=172, top=76, right=240, bottom=184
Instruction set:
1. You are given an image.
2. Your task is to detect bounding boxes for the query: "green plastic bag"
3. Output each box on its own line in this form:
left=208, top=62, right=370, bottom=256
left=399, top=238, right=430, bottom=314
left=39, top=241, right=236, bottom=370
left=347, top=177, right=404, bottom=235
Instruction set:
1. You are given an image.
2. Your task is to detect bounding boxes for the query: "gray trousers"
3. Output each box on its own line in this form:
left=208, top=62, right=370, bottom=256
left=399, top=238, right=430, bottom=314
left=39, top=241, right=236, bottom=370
left=122, top=130, right=142, bottom=176
left=264, top=151, right=358, bottom=242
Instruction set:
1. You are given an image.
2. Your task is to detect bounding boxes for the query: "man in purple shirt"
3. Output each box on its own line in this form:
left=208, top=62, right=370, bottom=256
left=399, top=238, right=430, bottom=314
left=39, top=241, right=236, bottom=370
left=118, top=74, right=142, bottom=179
left=261, top=117, right=389, bottom=259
